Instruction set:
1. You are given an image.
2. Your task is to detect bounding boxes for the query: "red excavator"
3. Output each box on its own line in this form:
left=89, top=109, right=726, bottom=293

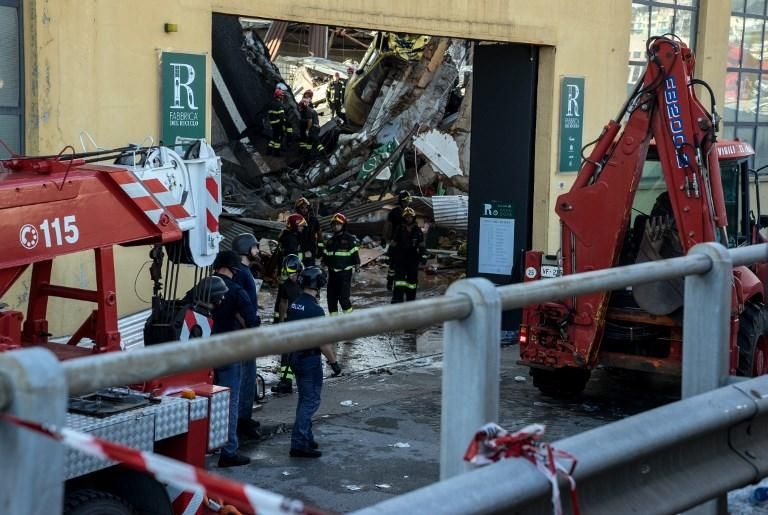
left=519, top=35, right=768, bottom=396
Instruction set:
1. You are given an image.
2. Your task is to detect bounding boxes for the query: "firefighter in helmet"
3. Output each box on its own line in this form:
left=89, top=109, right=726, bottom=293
left=294, top=197, right=322, bottom=267
left=327, top=72, right=347, bottom=119
left=279, top=214, right=307, bottom=262
left=389, top=207, right=427, bottom=303
left=322, top=212, right=360, bottom=316
left=384, top=190, right=413, bottom=290
left=271, top=254, right=304, bottom=394
left=298, top=90, right=324, bottom=159
left=267, top=88, right=287, bottom=156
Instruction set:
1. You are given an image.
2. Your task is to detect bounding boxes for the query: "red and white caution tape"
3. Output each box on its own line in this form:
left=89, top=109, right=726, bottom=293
left=0, top=413, right=328, bottom=515
left=464, top=423, right=581, bottom=515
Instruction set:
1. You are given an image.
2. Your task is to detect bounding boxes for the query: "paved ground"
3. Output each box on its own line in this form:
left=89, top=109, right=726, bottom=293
left=206, top=264, right=760, bottom=514
left=210, top=343, right=680, bottom=513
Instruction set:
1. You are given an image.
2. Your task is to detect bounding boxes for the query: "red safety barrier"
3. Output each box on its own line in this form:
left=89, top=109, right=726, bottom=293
left=0, top=413, right=330, bottom=515
left=464, top=422, right=580, bottom=515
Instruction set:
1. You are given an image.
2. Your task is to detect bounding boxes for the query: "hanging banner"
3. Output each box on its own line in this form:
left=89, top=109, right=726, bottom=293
left=161, top=52, right=206, bottom=147
left=558, top=76, right=585, bottom=172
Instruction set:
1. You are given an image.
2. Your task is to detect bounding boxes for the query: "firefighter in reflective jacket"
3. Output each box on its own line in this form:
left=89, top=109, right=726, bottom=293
left=390, top=207, right=427, bottom=303
left=327, top=72, right=346, bottom=118
left=322, top=213, right=360, bottom=315
left=267, top=88, right=287, bottom=156
left=279, top=214, right=307, bottom=264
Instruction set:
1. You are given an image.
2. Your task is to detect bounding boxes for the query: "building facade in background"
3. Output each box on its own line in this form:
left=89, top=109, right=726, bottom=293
left=0, top=0, right=753, bottom=335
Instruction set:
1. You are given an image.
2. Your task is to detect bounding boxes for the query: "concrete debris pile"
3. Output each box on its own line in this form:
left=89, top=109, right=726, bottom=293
left=211, top=20, right=471, bottom=253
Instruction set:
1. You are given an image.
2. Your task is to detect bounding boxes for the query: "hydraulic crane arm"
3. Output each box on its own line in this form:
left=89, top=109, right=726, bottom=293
left=530, top=36, right=725, bottom=367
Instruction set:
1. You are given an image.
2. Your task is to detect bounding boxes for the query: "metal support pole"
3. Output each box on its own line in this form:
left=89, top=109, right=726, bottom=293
left=0, top=348, right=67, bottom=514
left=440, top=278, right=500, bottom=480
left=682, top=242, right=731, bottom=397
left=682, top=242, right=732, bottom=515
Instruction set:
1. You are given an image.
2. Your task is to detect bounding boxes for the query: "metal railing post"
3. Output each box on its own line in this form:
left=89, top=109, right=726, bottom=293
left=682, top=242, right=732, bottom=515
left=0, top=348, right=67, bottom=514
left=440, top=278, right=501, bottom=480
left=682, top=242, right=732, bottom=397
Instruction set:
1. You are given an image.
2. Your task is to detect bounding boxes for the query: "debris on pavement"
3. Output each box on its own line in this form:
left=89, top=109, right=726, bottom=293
left=344, top=484, right=363, bottom=491
left=390, top=442, right=411, bottom=448
left=514, top=376, right=527, bottom=383
left=375, top=484, right=392, bottom=489
left=340, top=400, right=359, bottom=407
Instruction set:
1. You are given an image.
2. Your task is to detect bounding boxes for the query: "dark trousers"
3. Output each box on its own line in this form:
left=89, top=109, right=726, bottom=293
left=391, top=260, right=419, bottom=303
left=327, top=270, right=353, bottom=314
left=214, top=363, right=241, bottom=456
left=290, top=352, right=323, bottom=450
left=268, top=124, right=284, bottom=155
left=239, top=360, right=257, bottom=420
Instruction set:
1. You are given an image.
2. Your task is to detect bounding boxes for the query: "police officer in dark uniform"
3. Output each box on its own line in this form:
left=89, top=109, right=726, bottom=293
left=209, top=250, right=261, bottom=467
left=384, top=190, right=412, bottom=290
left=390, top=207, right=427, bottom=303
left=286, top=266, right=328, bottom=458
left=231, top=234, right=263, bottom=441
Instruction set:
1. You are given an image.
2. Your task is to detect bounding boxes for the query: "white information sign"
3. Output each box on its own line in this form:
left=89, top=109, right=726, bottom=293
left=478, top=216, right=515, bottom=275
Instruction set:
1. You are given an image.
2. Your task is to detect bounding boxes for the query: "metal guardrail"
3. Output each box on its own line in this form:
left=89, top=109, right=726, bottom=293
left=0, top=242, right=767, bottom=514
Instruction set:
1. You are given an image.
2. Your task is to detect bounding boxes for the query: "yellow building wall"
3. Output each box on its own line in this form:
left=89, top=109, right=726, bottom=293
left=15, top=0, right=729, bottom=335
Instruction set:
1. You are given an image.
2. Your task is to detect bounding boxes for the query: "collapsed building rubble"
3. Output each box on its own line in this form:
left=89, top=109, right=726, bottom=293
left=211, top=17, right=473, bottom=280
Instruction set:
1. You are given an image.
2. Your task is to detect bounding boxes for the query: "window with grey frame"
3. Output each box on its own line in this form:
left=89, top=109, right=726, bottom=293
left=0, top=0, right=22, bottom=158
left=628, top=0, right=699, bottom=96
left=726, top=0, right=768, bottom=169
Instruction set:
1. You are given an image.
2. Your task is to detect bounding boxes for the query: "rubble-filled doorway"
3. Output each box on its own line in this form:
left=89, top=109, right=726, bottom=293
left=467, top=43, right=538, bottom=340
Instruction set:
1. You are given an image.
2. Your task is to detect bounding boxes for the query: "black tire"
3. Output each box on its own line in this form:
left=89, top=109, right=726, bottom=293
left=737, top=302, right=768, bottom=377
left=64, top=489, right=136, bottom=515
left=531, top=367, right=591, bottom=398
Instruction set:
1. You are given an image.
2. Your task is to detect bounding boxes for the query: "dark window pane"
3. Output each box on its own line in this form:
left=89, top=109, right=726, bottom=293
left=737, top=126, right=755, bottom=146
left=743, top=17, right=765, bottom=68
left=726, top=71, right=740, bottom=122
left=746, top=0, right=766, bottom=15
left=631, top=4, right=650, bottom=39
left=0, top=6, right=19, bottom=108
left=0, top=114, right=19, bottom=157
left=651, top=7, right=676, bottom=35
left=729, top=17, right=745, bottom=67
left=755, top=126, right=768, bottom=169
left=759, top=73, right=768, bottom=122
left=733, top=0, right=746, bottom=13
left=738, top=72, right=760, bottom=122
left=675, top=10, right=695, bottom=45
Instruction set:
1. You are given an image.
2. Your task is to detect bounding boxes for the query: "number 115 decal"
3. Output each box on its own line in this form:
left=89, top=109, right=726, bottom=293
left=19, top=216, right=80, bottom=250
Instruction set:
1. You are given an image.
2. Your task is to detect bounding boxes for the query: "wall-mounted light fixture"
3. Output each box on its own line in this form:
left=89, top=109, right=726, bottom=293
left=164, top=23, right=178, bottom=33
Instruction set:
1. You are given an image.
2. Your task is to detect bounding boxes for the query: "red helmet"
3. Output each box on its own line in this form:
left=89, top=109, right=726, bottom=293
left=303, top=89, right=314, bottom=99
left=287, top=213, right=307, bottom=230
left=273, top=88, right=285, bottom=98
left=347, top=66, right=355, bottom=75
left=331, top=213, right=347, bottom=225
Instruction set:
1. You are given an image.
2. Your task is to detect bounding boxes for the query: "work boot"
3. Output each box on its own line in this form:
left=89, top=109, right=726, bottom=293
left=218, top=452, right=251, bottom=467
left=310, top=440, right=319, bottom=450
left=237, top=418, right=262, bottom=441
left=271, top=379, right=293, bottom=394
left=329, top=362, right=342, bottom=377
left=386, top=277, right=394, bottom=291
left=289, top=448, right=322, bottom=458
